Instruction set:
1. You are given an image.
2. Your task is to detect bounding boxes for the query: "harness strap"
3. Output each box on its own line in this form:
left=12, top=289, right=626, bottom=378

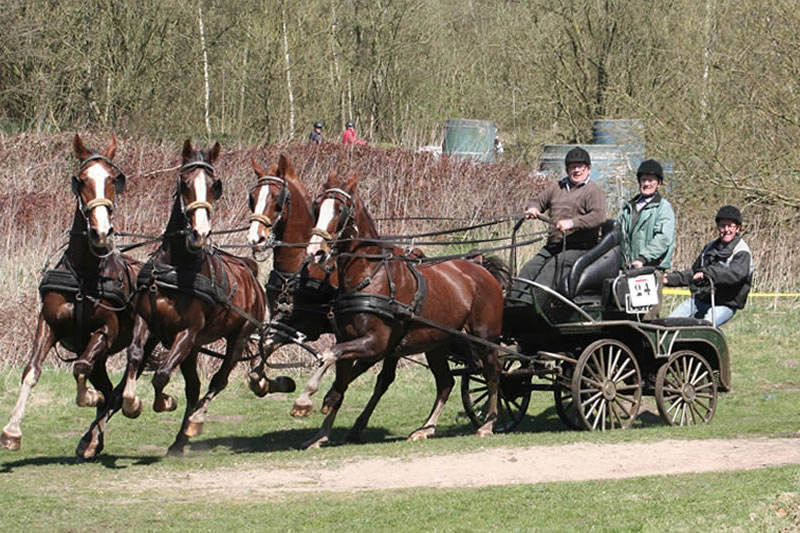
left=311, top=227, right=335, bottom=241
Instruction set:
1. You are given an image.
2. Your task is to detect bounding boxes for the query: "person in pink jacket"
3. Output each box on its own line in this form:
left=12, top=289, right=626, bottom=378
left=342, top=121, right=366, bottom=145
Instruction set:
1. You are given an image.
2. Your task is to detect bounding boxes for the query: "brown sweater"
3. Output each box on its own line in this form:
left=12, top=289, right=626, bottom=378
left=526, top=178, right=607, bottom=248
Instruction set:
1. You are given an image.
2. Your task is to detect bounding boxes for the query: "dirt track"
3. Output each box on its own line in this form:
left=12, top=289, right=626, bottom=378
left=134, top=437, right=800, bottom=495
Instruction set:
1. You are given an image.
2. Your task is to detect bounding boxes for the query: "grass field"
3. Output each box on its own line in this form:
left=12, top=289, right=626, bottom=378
left=0, top=298, right=798, bottom=531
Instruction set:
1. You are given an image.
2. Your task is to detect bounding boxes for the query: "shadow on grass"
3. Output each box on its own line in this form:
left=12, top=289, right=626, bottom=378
left=0, top=453, right=161, bottom=473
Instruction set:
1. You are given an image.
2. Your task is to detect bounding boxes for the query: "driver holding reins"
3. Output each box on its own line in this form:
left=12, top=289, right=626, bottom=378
left=519, top=146, right=607, bottom=289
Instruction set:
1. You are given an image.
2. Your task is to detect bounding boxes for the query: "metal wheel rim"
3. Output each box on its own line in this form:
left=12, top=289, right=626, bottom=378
left=553, top=365, right=581, bottom=430
left=460, top=358, right=531, bottom=433
left=655, top=350, right=718, bottom=426
left=571, top=339, right=642, bottom=431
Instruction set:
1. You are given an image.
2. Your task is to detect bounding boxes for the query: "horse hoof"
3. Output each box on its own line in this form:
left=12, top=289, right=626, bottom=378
left=76, top=389, right=105, bottom=408
left=408, top=428, right=434, bottom=441
left=154, top=395, right=178, bottom=413
left=0, top=431, right=21, bottom=451
left=185, top=421, right=203, bottom=438
left=166, top=445, right=184, bottom=457
left=248, top=377, right=270, bottom=398
left=271, top=376, right=296, bottom=394
left=76, top=433, right=103, bottom=459
left=476, top=428, right=494, bottom=438
left=122, top=396, right=143, bottom=419
left=302, top=436, right=328, bottom=450
left=290, top=402, right=313, bottom=418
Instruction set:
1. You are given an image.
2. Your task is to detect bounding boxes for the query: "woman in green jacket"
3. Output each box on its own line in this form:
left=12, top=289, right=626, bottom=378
left=617, top=159, right=676, bottom=316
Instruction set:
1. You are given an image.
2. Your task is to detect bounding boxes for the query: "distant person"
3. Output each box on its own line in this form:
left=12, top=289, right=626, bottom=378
left=664, top=205, right=753, bottom=327
left=617, top=159, right=676, bottom=317
left=518, top=146, right=607, bottom=289
left=494, top=135, right=504, bottom=159
left=308, top=121, right=324, bottom=144
left=342, top=121, right=366, bottom=145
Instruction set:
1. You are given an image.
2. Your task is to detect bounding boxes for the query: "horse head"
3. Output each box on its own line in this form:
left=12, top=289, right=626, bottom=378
left=306, top=171, right=361, bottom=262
left=177, top=139, right=221, bottom=251
left=247, top=154, right=298, bottom=252
left=72, top=134, right=126, bottom=252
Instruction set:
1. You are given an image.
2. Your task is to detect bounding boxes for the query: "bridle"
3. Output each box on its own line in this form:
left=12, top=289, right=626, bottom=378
left=248, top=175, right=291, bottom=235
left=71, top=153, right=126, bottom=257
left=178, top=160, right=217, bottom=219
left=311, top=187, right=357, bottom=256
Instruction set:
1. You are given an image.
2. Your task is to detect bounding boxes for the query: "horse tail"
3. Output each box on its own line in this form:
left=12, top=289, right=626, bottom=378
left=473, top=254, right=511, bottom=294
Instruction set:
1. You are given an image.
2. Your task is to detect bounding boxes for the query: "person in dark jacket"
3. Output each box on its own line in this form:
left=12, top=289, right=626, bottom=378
left=519, top=146, right=607, bottom=289
left=664, top=205, right=753, bottom=326
left=309, top=121, right=324, bottom=144
left=618, top=159, right=676, bottom=317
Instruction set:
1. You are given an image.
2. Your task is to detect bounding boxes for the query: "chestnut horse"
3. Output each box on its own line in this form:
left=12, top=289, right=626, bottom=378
left=1, top=134, right=141, bottom=453
left=301, top=172, right=506, bottom=448
left=245, top=155, right=334, bottom=397
left=245, top=158, right=426, bottom=427
left=80, top=140, right=267, bottom=458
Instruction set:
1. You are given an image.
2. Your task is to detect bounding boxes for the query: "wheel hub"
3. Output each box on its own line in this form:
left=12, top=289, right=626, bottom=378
left=681, top=383, right=696, bottom=403
left=602, top=380, right=617, bottom=400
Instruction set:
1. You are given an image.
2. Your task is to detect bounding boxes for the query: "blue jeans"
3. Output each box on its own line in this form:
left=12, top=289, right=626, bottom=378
left=668, top=297, right=735, bottom=327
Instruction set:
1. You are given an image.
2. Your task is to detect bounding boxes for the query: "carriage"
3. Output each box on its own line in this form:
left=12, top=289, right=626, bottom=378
left=456, top=219, right=731, bottom=433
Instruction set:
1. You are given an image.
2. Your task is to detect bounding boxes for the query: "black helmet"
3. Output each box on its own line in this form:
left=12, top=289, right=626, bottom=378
left=314, top=121, right=323, bottom=129
left=636, top=159, right=664, bottom=183
left=715, top=205, right=743, bottom=226
left=565, top=146, right=591, bottom=166
left=345, top=121, right=354, bottom=128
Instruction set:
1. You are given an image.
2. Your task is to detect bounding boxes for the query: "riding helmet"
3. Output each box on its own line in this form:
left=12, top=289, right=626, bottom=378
left=564, top=146, right=591, bottom=166
left=715, top=205, right=743, bottom=226
left=314, top=121, right=323, bottom=129
left=346, top=121, right=355, bottom=128
left=636, top=159, right=664, bottom=183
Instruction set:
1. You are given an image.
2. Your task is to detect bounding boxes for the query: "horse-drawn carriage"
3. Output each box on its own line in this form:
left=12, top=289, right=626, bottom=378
left=457, top=219, right=730, bottom=433
left=1, top=143, right=730, bottom=458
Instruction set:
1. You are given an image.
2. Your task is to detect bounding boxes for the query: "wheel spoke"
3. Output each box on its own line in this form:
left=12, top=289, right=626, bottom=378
left=694, top=381, right=714, bottom=392
left=612, top=397, right=634, bottom=419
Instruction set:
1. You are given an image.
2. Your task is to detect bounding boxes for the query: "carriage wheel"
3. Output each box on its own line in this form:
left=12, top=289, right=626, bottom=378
left=460, top=358, right=531, bottom=433
left=553, top=364, right=581, bottom=430
left=655, top=350, right=718, bottom=426
left=571, top=339, right=642, bottom=431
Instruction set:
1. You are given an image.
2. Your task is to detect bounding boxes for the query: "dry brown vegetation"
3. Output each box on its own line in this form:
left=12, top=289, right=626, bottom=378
left=0, top=133, right=795, bottom=368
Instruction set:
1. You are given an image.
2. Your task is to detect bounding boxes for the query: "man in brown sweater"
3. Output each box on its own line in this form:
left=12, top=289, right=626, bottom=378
left=519, top=146, right=607, bottom=289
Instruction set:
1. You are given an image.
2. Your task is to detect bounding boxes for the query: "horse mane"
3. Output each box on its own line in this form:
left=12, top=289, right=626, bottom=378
left=353, top=194, right=380, bottom=240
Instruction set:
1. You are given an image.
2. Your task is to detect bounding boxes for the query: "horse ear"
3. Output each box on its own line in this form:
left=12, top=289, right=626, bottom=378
left=208, top=142, right=221, bottom=163
left=73, top=134, right=91, bottom=160
left=324, top=171, right=340, bottom=189
left=104, top=133, right=117, bottom=160
left=343, top=173, right=359, bottom=193
left=181, top=139, right=194, bottom=161
left=277, top=153, right=295, bottom=179
left=251, top=158, right=266, bottom=177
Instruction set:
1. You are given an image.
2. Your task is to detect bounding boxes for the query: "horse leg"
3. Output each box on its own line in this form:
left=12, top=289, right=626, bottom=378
left=1, top=315, right=56, bottom=451
left=247, top=337, right=294, bottom=397
left=152, top=329, right=196, bottom=414
left=409, top=347, right=453, bottom=441
left=122, top=320, right=161, bottom=418
left=302, top=359, right=355, bottom=450
left=185, top=333, right=245, bottom=438
left=76, top=360, right=122, bottom=460
left=166, top=350, right=200, bottom=457
left=322, top=358, right=376, bottom=415
left=74, top=331, right=110, bottom=408
left=344, top=357, right=399, bottom=443
left=291, top=348, right=338, bottom=417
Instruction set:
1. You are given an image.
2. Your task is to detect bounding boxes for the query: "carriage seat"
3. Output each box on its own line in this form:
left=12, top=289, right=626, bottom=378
left=558, top=219, right=621, bottom=301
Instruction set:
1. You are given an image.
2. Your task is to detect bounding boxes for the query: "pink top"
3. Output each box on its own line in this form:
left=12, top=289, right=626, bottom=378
left=342, top=128, right=366, bottom=145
